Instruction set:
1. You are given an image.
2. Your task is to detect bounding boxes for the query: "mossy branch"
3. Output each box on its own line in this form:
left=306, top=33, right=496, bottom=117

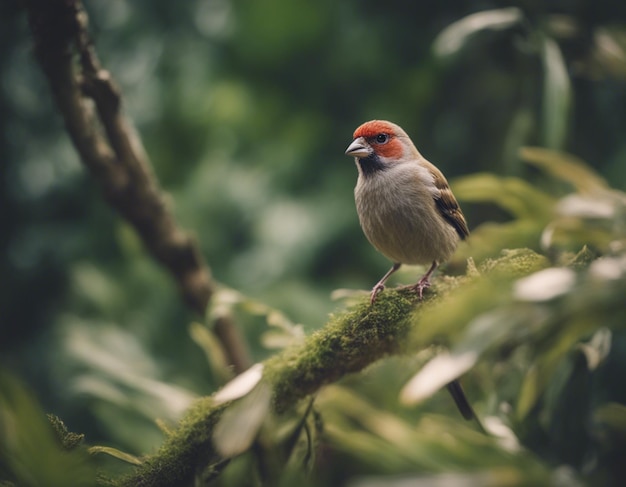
left=265, top=291, right=417, bottom=412
left=116, top=249, right=550, bottom=486
left=116, top=291, right=419, bottom=486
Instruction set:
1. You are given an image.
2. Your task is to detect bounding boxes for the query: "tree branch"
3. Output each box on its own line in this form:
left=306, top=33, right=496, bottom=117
left=117, top=290, right=417, bottom=487
left=115, top=249, right=549, bottom=486
left=24, top=0, right=251, bottom=373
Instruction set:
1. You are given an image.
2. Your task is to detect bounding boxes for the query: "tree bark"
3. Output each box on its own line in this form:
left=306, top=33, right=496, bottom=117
left=24, top=0, right=251, bottom=373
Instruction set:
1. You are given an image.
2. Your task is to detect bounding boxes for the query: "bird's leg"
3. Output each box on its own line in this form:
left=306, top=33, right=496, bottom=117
left=370, top=262, right=401, bottom=304
left=409, top=260, right=438, bottom=300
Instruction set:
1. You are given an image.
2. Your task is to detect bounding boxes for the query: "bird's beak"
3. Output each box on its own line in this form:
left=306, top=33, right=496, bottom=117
left=345, top=137, right=371, bottom=158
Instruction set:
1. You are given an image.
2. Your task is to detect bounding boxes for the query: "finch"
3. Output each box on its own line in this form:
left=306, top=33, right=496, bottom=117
left=346, top=120, right=474, bottom=420
left=345, top=119, right=469, bottom=304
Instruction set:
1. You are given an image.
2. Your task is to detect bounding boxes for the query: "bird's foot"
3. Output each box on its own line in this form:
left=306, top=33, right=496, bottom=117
left=369, top=283, right=385, bottom=305
left=406, top=277, right=431, bottom=300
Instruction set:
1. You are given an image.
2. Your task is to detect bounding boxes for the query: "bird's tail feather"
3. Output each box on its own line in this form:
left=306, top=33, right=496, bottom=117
left=446, top=380, right=474, bottom=420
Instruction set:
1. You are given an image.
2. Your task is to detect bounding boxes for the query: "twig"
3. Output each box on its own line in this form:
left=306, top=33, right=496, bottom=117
left=24, top=0, right=251, bottom=373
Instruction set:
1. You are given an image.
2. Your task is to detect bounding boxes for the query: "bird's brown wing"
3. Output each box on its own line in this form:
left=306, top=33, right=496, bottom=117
left=427, top=161, right=470, bottom=240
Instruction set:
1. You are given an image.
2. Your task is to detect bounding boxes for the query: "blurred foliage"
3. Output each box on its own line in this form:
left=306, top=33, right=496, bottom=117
left=0, top=372, right=96, bottom=486
left=2, top=0, right=626, bottom=486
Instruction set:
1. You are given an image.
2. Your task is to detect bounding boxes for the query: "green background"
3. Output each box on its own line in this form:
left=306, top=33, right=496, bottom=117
left=1, top=1, right=626, bottom=485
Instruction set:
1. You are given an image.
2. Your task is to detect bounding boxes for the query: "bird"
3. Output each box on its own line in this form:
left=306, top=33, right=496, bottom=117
left=346, top=120, right=475, bottom=420
left=345, top=120, right=469, bottom=305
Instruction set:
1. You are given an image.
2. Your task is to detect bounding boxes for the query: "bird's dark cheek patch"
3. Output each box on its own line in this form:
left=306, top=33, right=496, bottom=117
left=358, top=155, right=387, bottom=176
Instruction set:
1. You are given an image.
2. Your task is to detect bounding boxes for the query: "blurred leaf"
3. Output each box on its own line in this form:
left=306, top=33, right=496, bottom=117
left=213, top=363, right=264, bottom=405
left=454, top=220, right=545, bottom=263
left=281, top=398, right=317, bottom=471
left=481, top=416, right=521, bottom=452
left=513, top=267, right=576, bottom=302
left=207, top=287, right=245, bottom=322
left=212, top=380, right=272, bottom=458
left=453, top=173, right=555, bottom=220
left=318, top=385, right=551, bottom=479
left=400, top=351, right=476, bottom=405
left=348, top=472, right=502, bottom=487
left=402, top=297, right=542, bottom=406
left=87, top=446, right=142, bottom=466
left=412, top=249, right=549, bottom=345
left=189, top=321, right=233, bottom=384
left=540, top=36, right=571, bottom=149
left=433, top=8, right=524, bottom=57
left=208, top=287, right=305, bottom=350
left=594, top=403, right=626, bottom=438
left=0, top=371, right=96, bottom=486
left=577, top=328, right=612, bottom=370
left=516, top=313, right=599, bottom=420
left=520, top=147, right=608, bottom=193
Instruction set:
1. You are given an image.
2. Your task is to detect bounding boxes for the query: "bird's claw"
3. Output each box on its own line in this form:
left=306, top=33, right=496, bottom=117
left=369, top=284, right=385, bottom=305
left=403, top=278, right=431, bottom=300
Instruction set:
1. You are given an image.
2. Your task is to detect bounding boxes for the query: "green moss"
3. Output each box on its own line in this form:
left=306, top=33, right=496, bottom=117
left=265, top=290, right=416, bottom=413
left=480, top=248, right=549, bottom=277
left=566, top=245, right=596, bottom=270
left=47, top=414, right=85, bottom=451
left=115, top=398, right=226, bottom=487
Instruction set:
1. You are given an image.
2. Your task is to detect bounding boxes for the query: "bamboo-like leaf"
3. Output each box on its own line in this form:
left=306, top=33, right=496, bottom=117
left=452, top=173, right=555, bottom=220
left=577, top=328, right=612, bottom=370
left=213, top=363, right=264, bottom=404
left=189, top=322, right=233, bottom=383
left=212, top=381, right=272, bottom=458
left=516, top=364, right=541, bottom=421
left=433, top=8, right=523, bottom=57
left=513, top=267, right=576, bottom=302
left=402, top=303, right=533, bottom=405
left=540, top=36, right=571, bottom=149
left=88, top=446, right=142, bottom=466
left=400, top=351, right=477, bottom=405
left=481, top=416, right=521, bottom=452
left=520, top=147, right=608, bottom=193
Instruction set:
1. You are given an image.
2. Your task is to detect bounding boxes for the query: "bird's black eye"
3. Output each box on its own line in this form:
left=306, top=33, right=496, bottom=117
left=375, top=133, right=389, bottom=144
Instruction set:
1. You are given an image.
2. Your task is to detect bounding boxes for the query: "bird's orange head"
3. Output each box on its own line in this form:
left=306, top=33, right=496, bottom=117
left=346, top=120, right=419, bottom=166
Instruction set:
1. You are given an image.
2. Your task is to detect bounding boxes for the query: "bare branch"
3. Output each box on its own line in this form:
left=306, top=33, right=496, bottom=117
left=24, top=0, right=251, bottom=373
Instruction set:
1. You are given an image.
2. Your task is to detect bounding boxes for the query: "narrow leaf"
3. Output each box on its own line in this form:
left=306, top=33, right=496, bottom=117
left=400, top=351, right=477, bottom=405
left=520, top=146, right=608, bottom=193
left=433, top=8, right=523, bottom=57
left=213, top=363, right=264, bottom=404
left=540, top=36, right=571, bottom=149
left=212, top=381, right=272, bottom=458
left=88, top=446, right=143, bottom=466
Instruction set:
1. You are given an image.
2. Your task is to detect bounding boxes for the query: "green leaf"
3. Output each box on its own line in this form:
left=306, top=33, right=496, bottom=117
left=0, top=371, right=96, bottom=486
left=452, top=173, right=555, bottom=220
left=87, top=446, right=143, bottom=466
left=520, top=147, right=608, bottom=193
left=594, top=403, right=626, bottom=437
left=189, top=322, right=233, bottom=383
left=213, top=363, right=264, bottom=404
left=212, top=380, right=272, bottom=458
left=540, top=36, right=571, bottom=149
left=433, top=8, right=523, bottom=57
